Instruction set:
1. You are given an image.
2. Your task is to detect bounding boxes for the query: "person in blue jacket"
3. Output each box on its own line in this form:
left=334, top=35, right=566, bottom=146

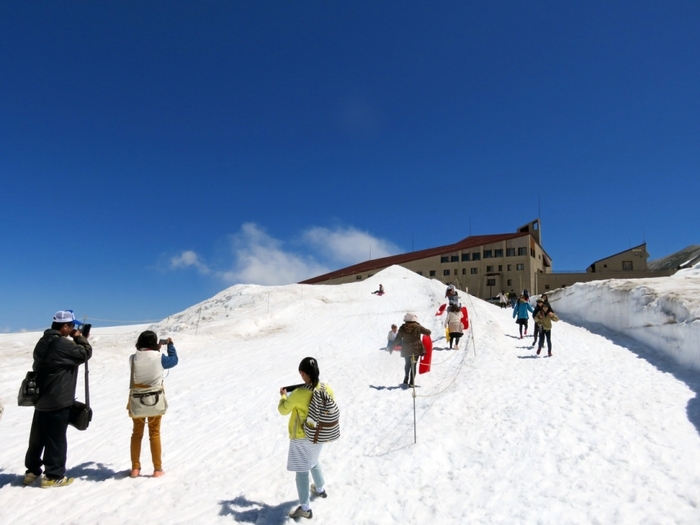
left=512, top=295, right=534, bottom=339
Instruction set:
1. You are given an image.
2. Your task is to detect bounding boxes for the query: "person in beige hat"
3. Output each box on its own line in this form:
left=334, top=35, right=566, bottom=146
left=390, top=313, right=431, bottom=386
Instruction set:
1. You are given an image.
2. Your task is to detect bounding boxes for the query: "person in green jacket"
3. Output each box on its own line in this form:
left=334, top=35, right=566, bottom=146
left=279, top=357, right=334, bottom=520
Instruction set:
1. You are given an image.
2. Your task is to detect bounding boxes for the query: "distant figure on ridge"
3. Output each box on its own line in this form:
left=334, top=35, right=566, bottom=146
left=372, top=284, right=385, bottom=296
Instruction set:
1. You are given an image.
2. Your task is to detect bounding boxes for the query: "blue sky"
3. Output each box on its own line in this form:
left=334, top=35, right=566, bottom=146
left=1, top=1, right=699, bottom=332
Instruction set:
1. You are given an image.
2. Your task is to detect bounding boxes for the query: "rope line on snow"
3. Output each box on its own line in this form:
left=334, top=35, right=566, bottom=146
left=366, top=294, right=483, bottom=456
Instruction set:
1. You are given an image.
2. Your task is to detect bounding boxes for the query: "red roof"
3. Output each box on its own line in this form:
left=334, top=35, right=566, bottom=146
left=300, top=232, right=531, bottom=284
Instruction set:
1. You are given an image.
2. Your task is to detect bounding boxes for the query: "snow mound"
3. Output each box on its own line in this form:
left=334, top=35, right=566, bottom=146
left=548, top=269, right=700, bottom=370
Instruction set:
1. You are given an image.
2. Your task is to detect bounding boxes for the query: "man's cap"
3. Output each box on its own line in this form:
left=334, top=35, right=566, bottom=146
left=53, top=310, right=82, bottom=326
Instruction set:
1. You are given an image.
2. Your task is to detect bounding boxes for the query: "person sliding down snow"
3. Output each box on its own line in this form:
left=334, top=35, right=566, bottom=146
left=372, top=284, right=385, bottom=296
left=445, top=284, right=459, bottom=307
left=391, top=313, right=431, bottom=386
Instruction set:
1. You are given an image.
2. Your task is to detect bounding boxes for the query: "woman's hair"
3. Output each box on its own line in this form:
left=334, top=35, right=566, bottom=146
left=450, top=304, right=460, bottom=312
left=136, top=330, right=159, bottom=350
left=298, top=357, right=320, bottom=388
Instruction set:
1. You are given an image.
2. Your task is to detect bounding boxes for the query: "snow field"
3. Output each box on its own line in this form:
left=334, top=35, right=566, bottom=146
left=1, top=265, right=699, bottom=524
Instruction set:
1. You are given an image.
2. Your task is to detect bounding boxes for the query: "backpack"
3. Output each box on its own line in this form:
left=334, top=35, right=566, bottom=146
left=303, top=383, right=340, bottom=444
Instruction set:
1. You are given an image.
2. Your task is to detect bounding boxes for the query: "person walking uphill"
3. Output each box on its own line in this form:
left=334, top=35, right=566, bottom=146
left=128, top=330, right=178, bottom=479
left=391, top=313, right=431, bottom=386
left=23, top=310, right=92, bottom=488
left=512, top=296, right=534, bottom=339
left=445, top=304, right=464, bottom=349
left=279, top=357, right=334, bottom=520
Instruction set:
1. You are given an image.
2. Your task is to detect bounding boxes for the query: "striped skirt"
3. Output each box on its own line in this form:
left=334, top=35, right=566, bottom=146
left=286, top=438, right=323, bottom=472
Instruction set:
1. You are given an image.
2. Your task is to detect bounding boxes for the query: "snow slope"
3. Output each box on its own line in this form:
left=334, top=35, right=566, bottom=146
left=1, top=265, right=700, bottom=524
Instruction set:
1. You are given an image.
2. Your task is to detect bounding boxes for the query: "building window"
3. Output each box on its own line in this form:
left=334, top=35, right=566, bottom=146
left=622, top=261, right=633, bottom=271
left=417, top=271, right=423, bottom=276
left=440, top=256, right=449, bottom=263
left=429, top=270, right=436, bottom=277
left=462, top=268, right=466, bottom=274
left=462, top=253, right=470, bottom=262
left=518, top=247, right=527, bottom=256
left=451, top=255, right=459, bottom=262
left=483, top=250, right=492, bottom=258
left=507, top=279, right=512, bottom=286
left=507, top=264, right=512, bottom=271
left=486, top=278, right=496, bottom=286
left=356, top=275, right=362, bottom=280
left=498, top=265, right=503, bottom=271
left=531, top=249, right=535, bottom=257
left=545, top=284, right=550, bottom=290
left=443, top=269, right=451, bottom=276
left=494, top=249, right=503, bottom=257
left=486, top=265, right=494, bottom=272
left=472, top=252, right=481, bottom=261
left=506, top=248, right=516, bottom=257
left=516, top=263, right=524, bottom=270
left=470, top=268, right=478, bottom=274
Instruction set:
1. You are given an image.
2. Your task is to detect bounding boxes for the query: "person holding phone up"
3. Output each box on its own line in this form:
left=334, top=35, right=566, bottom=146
left=127, top=331, right=178, bottom=478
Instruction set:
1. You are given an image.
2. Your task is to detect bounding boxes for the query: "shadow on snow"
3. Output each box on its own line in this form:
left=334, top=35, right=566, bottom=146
left=220, top=495, right=297, bottom=525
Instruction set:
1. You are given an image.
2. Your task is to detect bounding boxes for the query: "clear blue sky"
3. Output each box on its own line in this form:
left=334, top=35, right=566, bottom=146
left=1, top=1, right=699, bottom=332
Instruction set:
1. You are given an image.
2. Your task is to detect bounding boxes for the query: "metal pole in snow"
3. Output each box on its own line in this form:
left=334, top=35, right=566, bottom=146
left=412, top=355, right=417, bottom=444
left=195, top=306, right=203, bottom=336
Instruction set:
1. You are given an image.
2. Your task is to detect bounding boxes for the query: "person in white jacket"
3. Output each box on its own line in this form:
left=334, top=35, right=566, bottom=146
left=128, top=330, right=178, bottom=479
left=445, top=304, right=464, bottom=349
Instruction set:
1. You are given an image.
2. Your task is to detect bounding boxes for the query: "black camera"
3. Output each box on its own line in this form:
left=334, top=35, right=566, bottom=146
left=283, top=383, right=305, bottom=392
left=82, top=323, right=92, bottom=338
left=159, top=339, right=168, bottom=346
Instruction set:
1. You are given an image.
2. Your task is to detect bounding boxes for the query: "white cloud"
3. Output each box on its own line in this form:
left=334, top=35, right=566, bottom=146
left=168, top=223, right=399, bottom=286
left=219, top=223, right=329, bottom=285
left=170, top=250, right=211, bottom=275
left=303, top=226, right=400, bottom=265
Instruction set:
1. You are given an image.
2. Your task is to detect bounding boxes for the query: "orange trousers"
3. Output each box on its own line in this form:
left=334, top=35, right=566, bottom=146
left=130, top=416, right=162, bottom=471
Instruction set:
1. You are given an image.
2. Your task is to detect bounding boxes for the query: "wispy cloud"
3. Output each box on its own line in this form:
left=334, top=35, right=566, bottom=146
left=167, top=222, right=400, bottom=286
left=303, top=226, right=400, bottom=265
left=170, top=250, right=211, bottom=275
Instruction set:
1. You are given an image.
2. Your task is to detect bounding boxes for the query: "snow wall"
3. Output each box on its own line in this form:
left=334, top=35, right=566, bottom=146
left=548, top=263, right=700, bottom=371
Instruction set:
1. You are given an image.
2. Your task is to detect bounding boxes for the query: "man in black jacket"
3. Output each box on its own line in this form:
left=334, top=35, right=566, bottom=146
left=23, top=310, right=92, bottom=488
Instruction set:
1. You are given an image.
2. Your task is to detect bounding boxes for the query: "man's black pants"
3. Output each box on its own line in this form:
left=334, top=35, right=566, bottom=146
left=25, top=407, right=71, bottom=480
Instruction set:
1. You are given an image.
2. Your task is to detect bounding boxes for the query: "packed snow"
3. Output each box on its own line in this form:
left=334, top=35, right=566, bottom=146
left=1, top=264, right=700, bottom=524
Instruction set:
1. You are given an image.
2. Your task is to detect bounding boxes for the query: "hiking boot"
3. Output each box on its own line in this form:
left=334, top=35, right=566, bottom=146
left=22, top=472, right=39, bottom=486
left=548, top=351, right=552, bottom=357
left=536, top=348, right=541, bottom=355
left=288, top=506, right=313, bottom=519
left=153, top=470, right=165, bottom=478
left=311, top=483, right=327, bottom=498
left=129, top=469, right=140, bottom=478
left=41, top=476, right=74, bottom=489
